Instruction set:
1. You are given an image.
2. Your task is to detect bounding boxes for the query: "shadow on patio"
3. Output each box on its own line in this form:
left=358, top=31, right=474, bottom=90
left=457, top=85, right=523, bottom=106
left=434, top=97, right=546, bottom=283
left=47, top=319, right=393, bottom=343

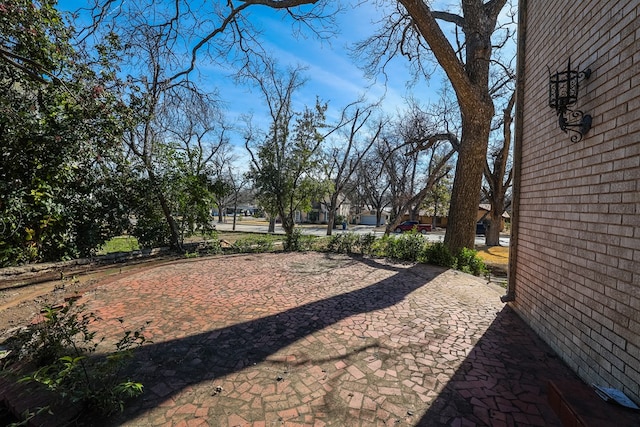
left=2, top=253, right=587, bottom=426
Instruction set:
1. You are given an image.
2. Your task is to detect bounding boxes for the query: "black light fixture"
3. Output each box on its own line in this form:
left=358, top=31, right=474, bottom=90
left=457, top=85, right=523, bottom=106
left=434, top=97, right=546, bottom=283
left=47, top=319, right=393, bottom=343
left=548, top=58, right=592, bottom=142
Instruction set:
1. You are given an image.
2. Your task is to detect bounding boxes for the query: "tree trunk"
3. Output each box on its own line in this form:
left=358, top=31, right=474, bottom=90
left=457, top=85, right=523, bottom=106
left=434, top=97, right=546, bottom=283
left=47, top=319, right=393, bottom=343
left=444, top=111, right=492, bottom=253
left=326, top=207, right=334, bottom=236
left=485, top=208, right=502, bottom=246
left=280, top=210, right=296, bottom=247
left=157, top=191, right=182, bottom=251
left=410, top=205, right=420, bottom=221
left=268, top=216, right=276, bottom=233
left=326, top=194, right=340, bottom=236
left=232, top=199, right=238, bottom=231
left=148, top=169, right=182, bottom=251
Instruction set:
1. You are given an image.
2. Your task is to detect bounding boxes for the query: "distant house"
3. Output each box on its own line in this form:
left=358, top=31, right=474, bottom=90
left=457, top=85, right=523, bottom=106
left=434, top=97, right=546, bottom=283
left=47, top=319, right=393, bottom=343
left=211, top=205, right=257, bottom=217
left=477, top=204, right=510, bottom=231
left=426, top=205, right=509, bottom=230
left=300, top=195, right=351, bottom=224
left=508, top=1, right=639, bottom=405
left=355, top=209, right=389, bottom=226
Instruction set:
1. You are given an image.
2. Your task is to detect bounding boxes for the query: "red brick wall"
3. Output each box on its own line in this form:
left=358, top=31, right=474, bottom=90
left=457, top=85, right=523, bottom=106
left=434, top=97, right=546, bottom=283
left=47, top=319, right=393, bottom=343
left=513, top=0, right=640, bottom=403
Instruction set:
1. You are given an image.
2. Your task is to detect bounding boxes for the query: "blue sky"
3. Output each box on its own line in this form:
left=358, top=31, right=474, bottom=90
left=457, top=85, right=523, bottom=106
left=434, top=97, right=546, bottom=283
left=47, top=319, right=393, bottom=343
left=196, top=1, right=444, bottom=133
left=57, top=0, right=445, bottom=151
left=55, top=0, right=519, bottom=168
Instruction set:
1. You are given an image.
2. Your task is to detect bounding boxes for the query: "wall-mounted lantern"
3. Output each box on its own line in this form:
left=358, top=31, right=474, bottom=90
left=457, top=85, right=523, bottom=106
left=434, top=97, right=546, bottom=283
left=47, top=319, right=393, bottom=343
left=548, top=58, right=592, bottom=142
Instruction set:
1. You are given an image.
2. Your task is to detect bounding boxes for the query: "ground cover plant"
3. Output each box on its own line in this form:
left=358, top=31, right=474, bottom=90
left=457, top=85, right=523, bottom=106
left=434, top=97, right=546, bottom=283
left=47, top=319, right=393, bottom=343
left=75, top=230, right=489, bottom=276
left=230, top=235, right=276, bottom=253
left=321, top=231, right=487, bottom=276
left=3, top=300, right=148, bottom=422
left=97, top=236, right=140, bottom=255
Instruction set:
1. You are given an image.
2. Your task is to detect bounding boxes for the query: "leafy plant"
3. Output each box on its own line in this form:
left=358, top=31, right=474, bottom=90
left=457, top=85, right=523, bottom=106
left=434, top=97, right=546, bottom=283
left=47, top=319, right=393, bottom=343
left=232, top=236, right=274, bottom=253
left=326, top=232, right=360, bottom=254
left=98, top=236, right=140, bottom=255
left=423, top=242, right=456, bottom=268
left=454, top=247, right=487, bottom=276
left=204, top=237, right=223, bottom=255
left=369, top=234, right=392, bottom=257
left=358, top=233, right=377, bottom=256
left=0, top=3, right=134, bottom=266
left=7, top=300, right=148, bottom=416
left=386, top=232, right=427, bottom=262
left=284, top=229, right=316, bottom=252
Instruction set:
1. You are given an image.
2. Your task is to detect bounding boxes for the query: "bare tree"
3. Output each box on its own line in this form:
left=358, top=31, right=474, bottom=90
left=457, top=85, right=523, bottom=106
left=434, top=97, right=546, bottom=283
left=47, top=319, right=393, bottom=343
left=482, top=90, right=514, bottom=246
left=78, top=0, right=341, bottom=81
left=226, top=166, right=250, bottom=231
left=357, top=0, right=512, bottom=251
left=383, top=140, right=456, bottom=235
left=375, top=103, right=457, bottom=235
left=82, top=0, right=514, bottom=252
left=351, top=148, right=392, bottom=227
left=102, top=15, right=233, bottom=250
left=321, top=103, right=385, bottom=235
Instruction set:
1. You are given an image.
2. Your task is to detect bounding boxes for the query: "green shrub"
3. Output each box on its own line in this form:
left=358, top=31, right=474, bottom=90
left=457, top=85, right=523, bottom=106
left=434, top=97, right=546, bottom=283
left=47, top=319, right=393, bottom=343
left=321, top=233, right=486, bottom=277
left=232, top=236, right=274, bottom=253
left=454, top=247, right=487, bottom=276
left=98, top=236, right=140, bottom=255
left=204, top=237, right=223, bottom=255
left=297, top=234, right=317, bottom=252
left=370, top=235, right=392, bottom=257
left=358, top=233, right=377, bottom=255
left=7, top=300, right=148, bottom=416
left=326, top=232, right=360, bottom=254
left=386, top=232, right=427, bottom=262
left=423, top=242, right=456, bottom=268
left=284, top=229, right=315, bottom=252
left=184, top=251, right=199, bottom=258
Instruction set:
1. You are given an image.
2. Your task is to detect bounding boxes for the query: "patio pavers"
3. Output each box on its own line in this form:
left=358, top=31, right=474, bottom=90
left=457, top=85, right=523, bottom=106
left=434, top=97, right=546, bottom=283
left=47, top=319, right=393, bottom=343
left=9, top=252, right=579, bottom=426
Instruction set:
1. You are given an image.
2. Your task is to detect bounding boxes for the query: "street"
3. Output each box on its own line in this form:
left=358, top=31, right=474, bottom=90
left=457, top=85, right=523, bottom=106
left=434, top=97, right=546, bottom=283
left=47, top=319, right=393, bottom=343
left=213, top=219, right=510, bottom=247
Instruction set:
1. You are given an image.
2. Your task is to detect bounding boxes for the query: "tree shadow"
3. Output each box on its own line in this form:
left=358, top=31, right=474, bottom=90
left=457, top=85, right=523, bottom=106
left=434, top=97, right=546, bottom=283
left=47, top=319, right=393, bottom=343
left=8, top=254, right=596, bottom=426
left=414, top=305, right=578, bottom=426
left=98, top=255, right=443, bottom=425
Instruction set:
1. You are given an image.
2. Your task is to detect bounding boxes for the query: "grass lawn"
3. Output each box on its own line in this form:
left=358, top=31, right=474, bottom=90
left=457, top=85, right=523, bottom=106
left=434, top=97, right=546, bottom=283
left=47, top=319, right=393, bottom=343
left=98, top=233, right=510, bottom=275
left=98, top=232, right=285, bottom=255
left=475, top=245, right=509, bottom=274
left=97, top=236, right=140, bottom=254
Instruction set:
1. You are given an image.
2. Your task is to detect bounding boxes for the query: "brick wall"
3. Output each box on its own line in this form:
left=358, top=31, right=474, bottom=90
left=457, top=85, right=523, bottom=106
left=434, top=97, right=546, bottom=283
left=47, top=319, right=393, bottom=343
left=512, top=0, right=640, bottom=403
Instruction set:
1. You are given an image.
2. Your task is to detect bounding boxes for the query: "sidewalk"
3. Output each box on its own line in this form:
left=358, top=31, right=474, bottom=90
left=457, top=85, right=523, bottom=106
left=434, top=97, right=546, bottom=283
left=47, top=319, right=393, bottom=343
left=5, top=252, right=578, bottom=426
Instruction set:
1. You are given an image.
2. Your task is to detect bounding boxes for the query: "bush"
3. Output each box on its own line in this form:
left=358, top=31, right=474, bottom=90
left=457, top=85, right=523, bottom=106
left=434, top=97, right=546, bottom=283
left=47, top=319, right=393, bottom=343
left=454, top=247, right=487, bottom=276
left=423, top=242, right=456, bottom=268
left=321, top=232, right=486, bottom=276
left=358, top=233, right=377, bottom=256
left=385, top=232, right=428, bottom=262
left=370, top=235, right=393, bottom=257
left=326, top=232, right=359, bottom=254
left=6, top=300, right=148, bottom=416
left=284, top=229, right=315, bottom=252
left=232, top=235, right=274, bottom=253
left=204, top=236, right=223, bottom=255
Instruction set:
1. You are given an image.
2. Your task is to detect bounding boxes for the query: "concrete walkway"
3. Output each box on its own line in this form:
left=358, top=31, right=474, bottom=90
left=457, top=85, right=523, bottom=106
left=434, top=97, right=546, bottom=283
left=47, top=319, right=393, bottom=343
left=9, top=252, right=579, bottom=426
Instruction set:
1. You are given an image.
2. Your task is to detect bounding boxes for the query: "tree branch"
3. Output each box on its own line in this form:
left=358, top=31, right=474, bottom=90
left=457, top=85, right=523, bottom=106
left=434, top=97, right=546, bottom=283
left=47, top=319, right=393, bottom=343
left=431, top=11, right=465, bottom=27
left=396, top=0, right=478, bottom=104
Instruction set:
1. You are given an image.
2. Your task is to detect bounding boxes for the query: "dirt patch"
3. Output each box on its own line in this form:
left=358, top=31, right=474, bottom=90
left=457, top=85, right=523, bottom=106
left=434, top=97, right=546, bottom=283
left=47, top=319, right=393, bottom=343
left=0, top=257, right=177, bottom=341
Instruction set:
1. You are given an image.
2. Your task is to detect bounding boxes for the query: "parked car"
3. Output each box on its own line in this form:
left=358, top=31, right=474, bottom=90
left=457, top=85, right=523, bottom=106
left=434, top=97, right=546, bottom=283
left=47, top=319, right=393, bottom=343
left=394, top=220, right=432, bottom=234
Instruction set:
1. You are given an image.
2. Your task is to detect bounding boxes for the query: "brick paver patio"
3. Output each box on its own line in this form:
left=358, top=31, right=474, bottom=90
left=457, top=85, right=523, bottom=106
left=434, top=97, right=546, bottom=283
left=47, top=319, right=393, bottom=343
left=6, top=252, right=581, bottom=426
